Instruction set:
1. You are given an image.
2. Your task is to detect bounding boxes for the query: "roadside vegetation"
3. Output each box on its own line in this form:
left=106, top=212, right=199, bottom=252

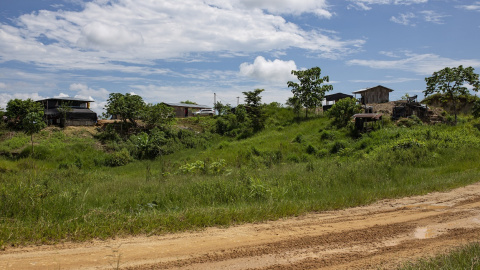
left=1, top=65, right=480, bottom=254
left=399, top=242, right=480, bottom=270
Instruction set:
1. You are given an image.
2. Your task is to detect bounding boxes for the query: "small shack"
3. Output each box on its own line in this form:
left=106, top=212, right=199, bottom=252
left=37, top=97, right=97, bottom=126
left=353, top=85, right=393, bottom=104
left=323, top=93, right=354, bottom=111
left=353, top=113, right=383, bottom=132
left=162, top=102, right=211, bottom=118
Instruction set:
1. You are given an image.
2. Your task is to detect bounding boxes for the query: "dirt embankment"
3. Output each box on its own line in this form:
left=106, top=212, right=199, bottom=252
left=2, top=183, right=480, bottom=270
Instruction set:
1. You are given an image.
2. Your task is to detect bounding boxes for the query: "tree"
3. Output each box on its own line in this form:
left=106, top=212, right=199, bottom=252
left=57, top=101, right=73, bottom=128
left=6, top=98, right=44, bottom=129
left=287, top=67, right=333, bottom=118
left=242, top=89, right=266, bottom=131
left=142, top=103, right=176, bottom=129
left=214, top=101, right=232, bottom=116
left=22, top=111, right=46, bottom=155
left=326, top=97, right=362, bottom=127
left=286, top=96, right=302, bottom=118
left=424, top=65, right=480, bottom=124
left=180, top=100, right=198, bottom=105
left=104, top=93, right=145, bottom=128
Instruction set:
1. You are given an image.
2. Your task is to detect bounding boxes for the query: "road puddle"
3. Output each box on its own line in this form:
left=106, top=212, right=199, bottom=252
left=414, top=227, right=435, bottom=239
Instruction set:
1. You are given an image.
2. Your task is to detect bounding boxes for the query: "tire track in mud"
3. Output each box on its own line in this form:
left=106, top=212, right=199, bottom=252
left=2, top=183, right=480, bottom=270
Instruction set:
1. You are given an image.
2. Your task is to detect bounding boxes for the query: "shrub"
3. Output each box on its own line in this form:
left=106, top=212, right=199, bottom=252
left=105, top=148, right=133, bottom=167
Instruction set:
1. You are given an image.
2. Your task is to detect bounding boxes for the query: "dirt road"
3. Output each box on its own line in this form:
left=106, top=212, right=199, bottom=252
left=2, top=182, right=480, bottom=270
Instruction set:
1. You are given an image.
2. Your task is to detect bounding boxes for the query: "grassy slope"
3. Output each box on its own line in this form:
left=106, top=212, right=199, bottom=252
left=1, top=117, right=480, bottom=246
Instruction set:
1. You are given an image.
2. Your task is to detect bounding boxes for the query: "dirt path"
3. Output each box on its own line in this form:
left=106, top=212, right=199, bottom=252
left=2, top=183, right=480, bottom=270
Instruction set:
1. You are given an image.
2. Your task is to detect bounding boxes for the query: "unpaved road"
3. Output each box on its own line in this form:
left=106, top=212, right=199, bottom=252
left=2, top=183, right=480, bottom=270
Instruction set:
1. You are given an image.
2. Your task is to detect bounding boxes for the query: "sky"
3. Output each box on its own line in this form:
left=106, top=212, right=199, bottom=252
left=1, top=0, right=479, bottom=115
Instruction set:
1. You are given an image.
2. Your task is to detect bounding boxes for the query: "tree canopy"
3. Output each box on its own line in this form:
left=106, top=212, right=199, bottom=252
left=327, top=97, right=362, bottom=127
left=104, top=93, right=145, bottom=127
left=424, top=65, right=480, bottom=124
left=287, top=67, right=333, bottom=118
left=242, top=88, right=265, bottom=131
left=6, top=98, right=44, bottom=130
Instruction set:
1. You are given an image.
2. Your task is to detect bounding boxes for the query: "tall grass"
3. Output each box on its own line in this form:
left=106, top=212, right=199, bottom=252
left=1, top=118, right=480, bottom=246
left=399, top=242, right=480, bottom=270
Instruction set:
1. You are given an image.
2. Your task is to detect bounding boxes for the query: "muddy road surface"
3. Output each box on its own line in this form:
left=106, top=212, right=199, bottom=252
left=2, top=182, right=480, bottom=270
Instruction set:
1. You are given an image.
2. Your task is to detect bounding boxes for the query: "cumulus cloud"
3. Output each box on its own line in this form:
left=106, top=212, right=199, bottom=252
left=347, top=53, right=480, bottom=75
left=69, top=83, right=110, bottom=100
left=348, top=0, right=428, bottom=10
left=239, top=56, right=297, bottom=84
left=0, top=0, right=363, bottom=73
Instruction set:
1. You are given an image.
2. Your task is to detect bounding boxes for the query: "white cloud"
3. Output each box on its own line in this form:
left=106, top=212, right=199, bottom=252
left=69, top=83, right=110, bottom=100
left=236, top=0, right=333, bottom=18
left=0, top=93, right=45, bottom=110
left=347, top=53, right=480, bottom=75
left=77, top=22, right=144, bottom=50
left=350, top=77, right=420, bottom=84
left=239, top=56, right=297, bottom=84
left=0, top=82, right=6, bottom=89
left=0, top=0, right=363, bottom=73
left=55, top=93, right=70, bottom=98
left=456, top=2, right=480, bottom=11
left=420, top=10, right=448, bottom=24
left=390, top=12, right=416, bottom=26
left=348, top=0, right=428, bottom=10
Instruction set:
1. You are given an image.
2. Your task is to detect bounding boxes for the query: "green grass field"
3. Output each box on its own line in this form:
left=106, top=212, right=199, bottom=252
left=1, top=114, right=480, bottom=248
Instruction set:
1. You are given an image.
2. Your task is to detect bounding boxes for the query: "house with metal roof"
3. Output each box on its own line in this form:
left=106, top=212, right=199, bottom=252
left=353, top=85, right=394, bottom=104
left=37, top=97, right=97, bottom=126
left=161, top=102, right=212, bottom=118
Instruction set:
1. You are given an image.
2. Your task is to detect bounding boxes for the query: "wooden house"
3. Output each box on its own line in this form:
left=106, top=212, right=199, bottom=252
left=37, top=97, right=97, bottom=126
left=353, top=85, right=393, bottom=104
left=162, top=102, right=211, bottom=118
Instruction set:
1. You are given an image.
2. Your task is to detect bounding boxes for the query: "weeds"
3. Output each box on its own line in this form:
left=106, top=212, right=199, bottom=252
left=1, top=117, right=480, bottom=246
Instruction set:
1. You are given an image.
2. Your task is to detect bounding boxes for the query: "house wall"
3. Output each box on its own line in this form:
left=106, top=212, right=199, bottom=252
left=362, top=87, right=390, bottom=104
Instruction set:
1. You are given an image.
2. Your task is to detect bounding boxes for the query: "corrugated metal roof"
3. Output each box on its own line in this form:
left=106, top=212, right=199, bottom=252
left=37, top=97, right=95, bottom=103
left=162, top=102, right=211, bottom=109
left=352, top=85, right=394, bottom=94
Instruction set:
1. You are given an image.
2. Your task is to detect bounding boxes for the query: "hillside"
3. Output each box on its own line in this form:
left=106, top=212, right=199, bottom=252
left=1, top=113, right=480, bottom=250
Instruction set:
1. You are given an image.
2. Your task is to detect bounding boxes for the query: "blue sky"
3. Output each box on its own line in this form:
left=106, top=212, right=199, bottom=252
left=1, top=0, right=479, bottom=114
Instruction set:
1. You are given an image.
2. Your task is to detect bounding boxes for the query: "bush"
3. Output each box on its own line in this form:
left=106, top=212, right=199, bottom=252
left=105, top=148, right=133, bottom=167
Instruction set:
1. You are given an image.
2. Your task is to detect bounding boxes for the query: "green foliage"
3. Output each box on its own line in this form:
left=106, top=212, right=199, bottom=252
left=214, top=101, right=232, bottom=116
left=286, top=96, right=302, bottom=118
left=287, top=67, right=333, bottom=118
left=6, top=98, right=44, bottom=130
left=105, top=148, right=133, bottom=167
left=473, top=99, right=480, bottom=118
left=242, top=88, right=266, bottom=132
left=400, top=242, right=480, bottom=270
left=327, top=97, right=362, bottom=127
left=142, top=103, right=175, bottom=129
left=3, top=114, right=480, bottom=247
left=22, top=111, right=47, bottom=155
left=180, top=100, right=198, bottom=105
left=424, top=65, right=480, bottom=123
left=104, top=93, right=145, bottom=127
left=57, top=101, right=73, bottom=128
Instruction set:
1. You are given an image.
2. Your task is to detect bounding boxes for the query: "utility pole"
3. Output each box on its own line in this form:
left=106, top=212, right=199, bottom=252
left=237, top=96, right=239, bottom=106
left=214, top=93, right=216, bottom=107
